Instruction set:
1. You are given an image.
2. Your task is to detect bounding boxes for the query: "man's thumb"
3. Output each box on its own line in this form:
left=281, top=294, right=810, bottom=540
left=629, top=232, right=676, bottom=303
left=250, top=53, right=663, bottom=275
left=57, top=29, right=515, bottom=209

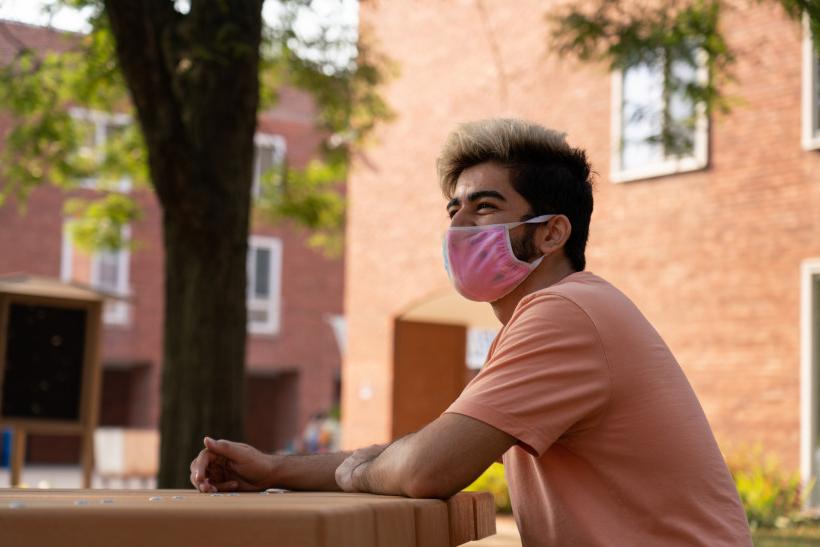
left=204, top=436, right=232, bottom=454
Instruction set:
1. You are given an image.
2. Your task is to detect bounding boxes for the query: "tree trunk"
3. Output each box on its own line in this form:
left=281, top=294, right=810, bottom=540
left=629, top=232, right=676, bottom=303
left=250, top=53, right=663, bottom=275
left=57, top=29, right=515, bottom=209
left=104, top=0, right=264, bottom=486
left=159, top=197, right=250, bottom=487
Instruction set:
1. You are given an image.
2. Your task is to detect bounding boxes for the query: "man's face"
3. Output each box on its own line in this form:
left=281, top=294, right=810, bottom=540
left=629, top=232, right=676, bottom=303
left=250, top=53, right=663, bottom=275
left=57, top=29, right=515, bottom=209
left=446, top=162, right=541, bottom=262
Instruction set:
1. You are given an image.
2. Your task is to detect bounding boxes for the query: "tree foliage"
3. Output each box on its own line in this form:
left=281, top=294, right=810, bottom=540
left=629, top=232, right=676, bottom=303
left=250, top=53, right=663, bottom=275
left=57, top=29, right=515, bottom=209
left=0, top=0, right=392, bottom=253
left=549, top=0, right=819, bottom=154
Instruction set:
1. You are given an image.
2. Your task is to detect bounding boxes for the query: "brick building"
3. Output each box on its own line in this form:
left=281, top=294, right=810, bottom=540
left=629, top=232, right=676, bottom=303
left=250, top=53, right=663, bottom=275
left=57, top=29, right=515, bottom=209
left=342, top=0, right=820, bottom=500
left=0, top=21, right=344, bottom=462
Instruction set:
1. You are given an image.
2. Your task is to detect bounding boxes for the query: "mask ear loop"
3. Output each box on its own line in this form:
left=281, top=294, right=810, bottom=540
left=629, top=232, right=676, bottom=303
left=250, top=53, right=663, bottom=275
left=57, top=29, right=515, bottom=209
left=503, top=214, right=555, bottom=268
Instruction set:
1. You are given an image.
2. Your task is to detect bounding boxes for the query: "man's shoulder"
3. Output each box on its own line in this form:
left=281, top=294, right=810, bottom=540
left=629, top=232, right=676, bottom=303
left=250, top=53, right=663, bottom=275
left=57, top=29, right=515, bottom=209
left=505, top=272, right=612, bottom=335
left=523, top=271, right=619, bottom=309
left=514, top=271, right=641, bottom=333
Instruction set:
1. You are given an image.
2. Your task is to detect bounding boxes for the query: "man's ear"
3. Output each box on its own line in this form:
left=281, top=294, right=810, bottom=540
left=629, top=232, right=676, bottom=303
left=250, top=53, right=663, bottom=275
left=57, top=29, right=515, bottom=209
left=536, top=215, right=572, bottom=255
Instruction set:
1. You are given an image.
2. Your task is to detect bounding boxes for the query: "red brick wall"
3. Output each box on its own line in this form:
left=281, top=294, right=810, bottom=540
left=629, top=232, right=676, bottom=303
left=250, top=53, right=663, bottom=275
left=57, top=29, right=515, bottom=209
left=343, top=0, right=820, bottom=472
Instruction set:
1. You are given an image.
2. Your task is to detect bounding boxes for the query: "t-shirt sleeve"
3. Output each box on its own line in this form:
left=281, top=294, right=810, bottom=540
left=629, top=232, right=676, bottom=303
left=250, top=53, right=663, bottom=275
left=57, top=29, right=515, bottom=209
left=445, top=292, right=611, bottom=457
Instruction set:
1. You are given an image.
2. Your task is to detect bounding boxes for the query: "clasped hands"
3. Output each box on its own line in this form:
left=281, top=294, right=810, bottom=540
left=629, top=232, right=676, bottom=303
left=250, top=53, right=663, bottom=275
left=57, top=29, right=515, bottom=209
left=189, top=436, right=387, bottom=493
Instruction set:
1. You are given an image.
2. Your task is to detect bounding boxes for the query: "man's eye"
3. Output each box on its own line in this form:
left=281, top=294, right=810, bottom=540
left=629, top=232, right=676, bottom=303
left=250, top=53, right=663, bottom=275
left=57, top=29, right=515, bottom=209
left=476, top=203, right=496, bottom=212
left=447, top=209, right=457, bottom=219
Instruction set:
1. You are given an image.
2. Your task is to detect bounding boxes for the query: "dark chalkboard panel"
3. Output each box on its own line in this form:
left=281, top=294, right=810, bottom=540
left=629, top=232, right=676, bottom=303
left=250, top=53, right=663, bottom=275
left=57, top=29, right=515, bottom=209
left=1, top=303, right=87, bottom=421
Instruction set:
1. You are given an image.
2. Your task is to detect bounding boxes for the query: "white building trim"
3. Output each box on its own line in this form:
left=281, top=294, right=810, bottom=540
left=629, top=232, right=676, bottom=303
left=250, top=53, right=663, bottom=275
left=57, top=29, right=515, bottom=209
left=247, top=235, right=283, bottom=336
left=60, top=221, right=132, bottom=326
left=802, top=14, right=820, bottom=151
left=800, top=258, right=820, bottom=505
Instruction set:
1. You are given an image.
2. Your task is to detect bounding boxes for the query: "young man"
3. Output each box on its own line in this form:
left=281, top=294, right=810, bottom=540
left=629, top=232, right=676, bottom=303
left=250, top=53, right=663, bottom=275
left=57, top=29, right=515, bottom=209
left=190, top=119, right=752, bottom=546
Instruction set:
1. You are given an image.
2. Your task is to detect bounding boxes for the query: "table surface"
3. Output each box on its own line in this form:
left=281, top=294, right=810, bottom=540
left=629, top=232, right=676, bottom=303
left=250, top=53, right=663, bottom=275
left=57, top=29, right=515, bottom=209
left=0, top=488, right=496, bottom=547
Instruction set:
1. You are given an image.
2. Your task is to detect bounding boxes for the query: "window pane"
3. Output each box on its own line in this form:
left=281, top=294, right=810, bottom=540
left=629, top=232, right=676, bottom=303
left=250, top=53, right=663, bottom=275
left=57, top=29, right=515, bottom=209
left=246, top=250, right=255, bottom=298
left=252, top=142, right=282, bottom=198
left=668, top=57, right=697, bottom=157
left=97, top=251, right=120, bottom=291
left=254, top=248, right=270, bottom=298
left=257, top=144, right=278, bottom=178
left=621, top=60, right=664, bottom=170
left=248, top=308, right=268, bottom=323
left=78, top=119, right=97, bottom=151
left=105, top=122, right=126, bottom=143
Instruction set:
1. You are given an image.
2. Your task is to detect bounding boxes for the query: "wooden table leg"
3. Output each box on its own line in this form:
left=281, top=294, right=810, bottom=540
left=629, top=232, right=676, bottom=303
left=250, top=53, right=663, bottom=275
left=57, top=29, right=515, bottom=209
left=10, top=427, right=26, bottom=487
left=81, top=430, right=93, bottom=489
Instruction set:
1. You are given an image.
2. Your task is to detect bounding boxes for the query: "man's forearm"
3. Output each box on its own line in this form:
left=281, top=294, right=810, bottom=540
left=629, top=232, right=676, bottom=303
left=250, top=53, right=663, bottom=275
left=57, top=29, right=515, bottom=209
left=269, top=452, right=351, bottom=491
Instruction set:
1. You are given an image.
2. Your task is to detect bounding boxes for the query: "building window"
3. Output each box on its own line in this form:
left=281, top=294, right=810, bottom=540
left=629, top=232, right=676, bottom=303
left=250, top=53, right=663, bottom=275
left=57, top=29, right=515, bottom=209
left=69, top=108, right=132, bottom=192
left=252, top=134, right=286, bottom=199
left=247, top=235, right=283, bottom=335
left=60, top=222, right=131, bottom=326
left=803, top=15, right=820, bottom=150
left=611, top=49, right=709, bottom=182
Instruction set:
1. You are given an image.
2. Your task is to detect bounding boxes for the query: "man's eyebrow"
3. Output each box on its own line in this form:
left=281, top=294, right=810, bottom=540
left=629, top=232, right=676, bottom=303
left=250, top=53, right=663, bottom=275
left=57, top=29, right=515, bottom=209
left=467, top=190, right=506, bottom=202
left=446, top=190, right=507, bottom=210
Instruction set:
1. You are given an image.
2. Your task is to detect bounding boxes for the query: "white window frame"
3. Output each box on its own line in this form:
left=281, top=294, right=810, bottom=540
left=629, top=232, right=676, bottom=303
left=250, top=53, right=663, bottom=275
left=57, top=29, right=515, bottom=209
left=802, top=14, right=820, bottom=150
left=610, top=50, right=710, bottom=183
left=247, top=235, right=283, bottom=336
left=252, top=133, right=287, bottom=199
left=69, top=107, right=133, bottom=192
left=801, top=258, right=820, bottom=506
left=60, top=221, right=132, bottom=326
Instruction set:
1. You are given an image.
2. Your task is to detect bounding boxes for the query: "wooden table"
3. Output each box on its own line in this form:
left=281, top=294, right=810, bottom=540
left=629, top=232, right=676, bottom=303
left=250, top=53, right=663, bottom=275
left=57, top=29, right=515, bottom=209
left=0, top=488, right=496, bottom=547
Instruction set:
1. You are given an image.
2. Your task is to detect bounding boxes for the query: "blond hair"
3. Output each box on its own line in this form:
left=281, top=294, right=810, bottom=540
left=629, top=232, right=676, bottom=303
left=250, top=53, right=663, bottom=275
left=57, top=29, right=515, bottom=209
left=437, top=118, right=570, bottom=197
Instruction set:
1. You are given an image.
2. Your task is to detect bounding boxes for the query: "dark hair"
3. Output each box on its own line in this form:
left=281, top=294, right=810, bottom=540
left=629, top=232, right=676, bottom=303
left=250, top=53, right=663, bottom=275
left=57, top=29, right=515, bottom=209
left=437, top=118, right=594, bottom=271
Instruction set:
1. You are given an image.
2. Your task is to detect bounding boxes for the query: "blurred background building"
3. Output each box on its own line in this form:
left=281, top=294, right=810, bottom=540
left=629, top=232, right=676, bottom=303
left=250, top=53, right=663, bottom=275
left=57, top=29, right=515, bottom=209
left=0, top=20, right=344, bottom=466
left=342, top=0, right=820, bottom=501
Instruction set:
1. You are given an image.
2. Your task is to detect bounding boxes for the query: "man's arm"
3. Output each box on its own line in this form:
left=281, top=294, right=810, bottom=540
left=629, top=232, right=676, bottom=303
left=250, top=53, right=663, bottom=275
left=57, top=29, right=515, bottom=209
left=190, top=437, right=371, bottom=492
left=336, top=413, right=515, bottom=499
left=192, top=413, right=514, bottom=498
left=268, top=451, right=353, bottom=491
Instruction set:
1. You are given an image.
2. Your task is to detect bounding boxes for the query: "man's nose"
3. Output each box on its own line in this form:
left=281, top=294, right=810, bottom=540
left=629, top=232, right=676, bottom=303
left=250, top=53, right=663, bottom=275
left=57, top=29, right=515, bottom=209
left=449, top=209, right=475, bottom=227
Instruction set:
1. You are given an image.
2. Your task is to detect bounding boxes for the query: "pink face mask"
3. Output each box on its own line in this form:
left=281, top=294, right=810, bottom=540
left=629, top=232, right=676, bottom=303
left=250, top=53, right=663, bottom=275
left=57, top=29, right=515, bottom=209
left=443, top=214, right=554, bottom=302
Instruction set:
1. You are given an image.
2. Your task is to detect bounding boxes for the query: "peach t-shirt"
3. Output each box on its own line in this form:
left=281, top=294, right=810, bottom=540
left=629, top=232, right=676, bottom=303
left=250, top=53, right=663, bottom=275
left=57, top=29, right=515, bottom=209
left=446, top=272, right=751, bottom=546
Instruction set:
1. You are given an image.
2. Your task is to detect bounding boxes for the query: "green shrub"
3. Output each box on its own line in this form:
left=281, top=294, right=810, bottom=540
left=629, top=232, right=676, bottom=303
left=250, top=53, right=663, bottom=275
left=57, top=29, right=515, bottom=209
left=465, top=463, right=512, bottom=513
left=727, top=450, right=806, bottom=530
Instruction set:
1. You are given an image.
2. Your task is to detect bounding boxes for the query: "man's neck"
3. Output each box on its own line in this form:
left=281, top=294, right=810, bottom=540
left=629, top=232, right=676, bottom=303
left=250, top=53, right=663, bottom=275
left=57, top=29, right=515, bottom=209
left=490, top=258, right=577, bottom=324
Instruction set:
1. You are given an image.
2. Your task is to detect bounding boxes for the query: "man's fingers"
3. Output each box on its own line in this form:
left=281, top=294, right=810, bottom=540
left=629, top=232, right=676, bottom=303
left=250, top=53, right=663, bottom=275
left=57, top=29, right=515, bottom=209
left=211, top=480, right=239, bottom=492
left=191, top=437, right=248, bottom=494
left=191, top=449, right=213, bottom=484
left=194, top=477, right=217, bottom=493
left=204, top=437, right=243, bottom=459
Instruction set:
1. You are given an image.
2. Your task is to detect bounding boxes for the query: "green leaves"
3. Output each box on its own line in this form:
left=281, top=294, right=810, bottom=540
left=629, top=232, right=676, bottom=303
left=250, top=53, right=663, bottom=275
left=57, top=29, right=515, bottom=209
left=775, top=1, right=820, bottom=53
left=64, top=192, right=139, bottom=252
left=548, top=0, right=817, bottom=157
left=0, top=0, right=392, bottom=255
left=255, top=157, right=347, bottom=256
left=0, top=6, right=145, bottom=246
left=728, top=448, right=807, bottom=530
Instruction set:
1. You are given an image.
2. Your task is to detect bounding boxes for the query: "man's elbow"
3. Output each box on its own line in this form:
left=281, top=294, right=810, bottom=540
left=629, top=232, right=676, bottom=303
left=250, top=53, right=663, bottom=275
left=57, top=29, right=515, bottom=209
left=402, top=473, right=462, bottom=500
